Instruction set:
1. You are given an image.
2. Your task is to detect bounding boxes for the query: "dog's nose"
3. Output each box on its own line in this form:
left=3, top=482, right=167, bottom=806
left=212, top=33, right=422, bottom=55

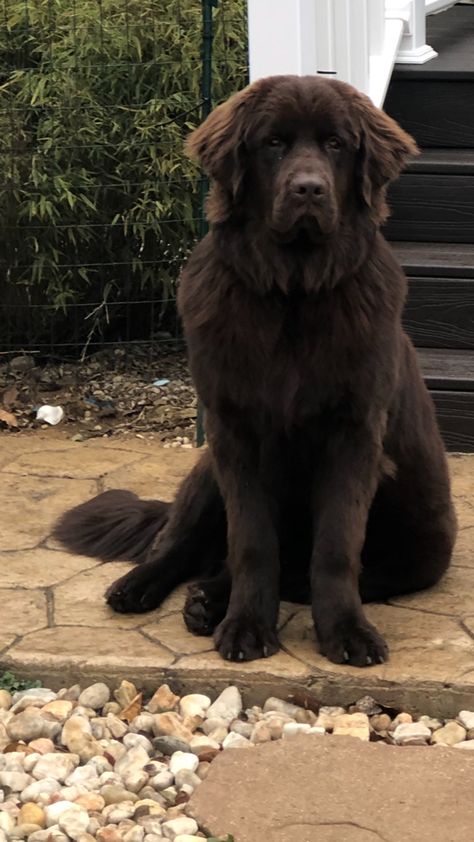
left=291, top=175, right=326, bottom=199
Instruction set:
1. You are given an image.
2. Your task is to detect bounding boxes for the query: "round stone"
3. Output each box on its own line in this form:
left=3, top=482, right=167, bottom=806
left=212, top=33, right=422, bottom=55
left=179, top=695, right=211, bottom=719
left=101, top=785, right=139, bottom=805
left=44, top=801, right=77, bottom=827
left=162, top=817, right=198, bottom=840
left=169, top=751, right=199, bottom=776
left=19, top=804, right=46, bottom=828
left=58, top=808, right=90, bottom=840
left=6, top=710, right=48, bottom=742
left=152, top=736, right=191, bottom=756
left=78, top=684, right=111, bottom=711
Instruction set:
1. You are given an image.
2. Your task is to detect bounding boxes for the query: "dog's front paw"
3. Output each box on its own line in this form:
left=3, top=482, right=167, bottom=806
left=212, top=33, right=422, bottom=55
left=318, top=618, right=388, bottom=667
left=105, top=565, right=163, bottom=614
left=214, top=615, right=279, bottom=661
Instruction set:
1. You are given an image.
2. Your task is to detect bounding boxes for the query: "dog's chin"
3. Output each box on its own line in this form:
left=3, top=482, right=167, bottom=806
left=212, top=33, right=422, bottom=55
left=271, top=211, right=337, bottom=245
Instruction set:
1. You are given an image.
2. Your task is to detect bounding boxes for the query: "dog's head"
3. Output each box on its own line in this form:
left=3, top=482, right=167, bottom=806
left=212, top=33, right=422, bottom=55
left=186, top=75, right=417, bottom=240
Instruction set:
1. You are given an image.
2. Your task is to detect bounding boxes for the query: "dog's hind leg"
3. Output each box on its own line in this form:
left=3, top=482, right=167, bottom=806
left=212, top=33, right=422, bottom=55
left=106, top=450, right=227, bottom=614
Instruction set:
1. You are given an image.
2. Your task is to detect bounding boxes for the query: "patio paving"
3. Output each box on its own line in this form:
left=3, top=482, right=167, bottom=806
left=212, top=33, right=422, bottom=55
left=1, top=430, right=474, bottom=717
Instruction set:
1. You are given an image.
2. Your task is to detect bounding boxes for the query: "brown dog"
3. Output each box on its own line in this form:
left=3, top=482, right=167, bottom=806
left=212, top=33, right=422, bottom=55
left=54, top=75, right=456, bottom=667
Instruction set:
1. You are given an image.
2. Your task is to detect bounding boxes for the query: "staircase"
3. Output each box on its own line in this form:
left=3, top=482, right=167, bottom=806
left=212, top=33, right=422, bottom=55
left=384, top=3, right=474, bottom=451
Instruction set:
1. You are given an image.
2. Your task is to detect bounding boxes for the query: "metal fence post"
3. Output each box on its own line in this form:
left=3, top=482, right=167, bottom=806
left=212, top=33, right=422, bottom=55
left=195, top=0, right=215, bottom=447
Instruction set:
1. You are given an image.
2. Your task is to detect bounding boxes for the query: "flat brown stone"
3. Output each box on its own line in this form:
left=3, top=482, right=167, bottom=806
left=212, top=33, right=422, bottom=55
left=0, top=549, right=98, bottom=588
left=189, top=734, right=474, bottom=842
left=4, top=447, right=145, bottom=479
left=1, top=473, right=97, bottom=550
left=0, top=633, right=18, bottom=653
left=103, top=449, right=198, bottom=499
left=174, top=649, right=311, bottom=680
left=0, top=437, right=473, bottom=716
left=389, top=565, right=474, bottom=616
left=452, top=526, right=474, bottom=568
left=53, top=562, right=164, bottom=629
left=143, top=613, right=215, bottom=655
left=3, top=626, right=174, bottom=688
left=0, top=588, right=48, bottom=634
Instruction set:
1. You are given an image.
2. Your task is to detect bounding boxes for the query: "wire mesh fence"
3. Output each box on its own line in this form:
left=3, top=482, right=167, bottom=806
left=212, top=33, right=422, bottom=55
left=0, top=0, right=248, bottom=362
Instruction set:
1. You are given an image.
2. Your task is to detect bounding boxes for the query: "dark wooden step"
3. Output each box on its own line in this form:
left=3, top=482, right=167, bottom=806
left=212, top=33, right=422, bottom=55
left=418, top=348, right=474, bottom=390
left=430, top=391, right=474, bottom=451
left=384, top=80, right=474, bottom=147
left=418, top=348, right=474, bottom=452
left=384, top=5, right=474, bottom=147
left=385, top=154, right=474, bottom=242
left=391, top=241, right=474, bottom=278
left=407, top=149, right=474, bottom=175
left=404, top=277, right=474, bottom=349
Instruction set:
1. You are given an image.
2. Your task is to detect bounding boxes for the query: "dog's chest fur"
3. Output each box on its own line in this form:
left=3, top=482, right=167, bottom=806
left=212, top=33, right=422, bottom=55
left=182, top=266, right=392, bottom=430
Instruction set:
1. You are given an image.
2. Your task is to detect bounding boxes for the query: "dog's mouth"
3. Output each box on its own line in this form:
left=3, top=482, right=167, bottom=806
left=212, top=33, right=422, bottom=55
left=271, top=210, right=336, bottom=244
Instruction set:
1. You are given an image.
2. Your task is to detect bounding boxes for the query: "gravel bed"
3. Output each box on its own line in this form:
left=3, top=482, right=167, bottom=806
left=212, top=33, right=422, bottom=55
left=1, top=681, right=474, bottom=842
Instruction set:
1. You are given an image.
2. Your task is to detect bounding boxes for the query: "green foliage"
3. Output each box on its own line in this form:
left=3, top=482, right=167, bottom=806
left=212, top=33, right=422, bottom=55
left=0, top=671, right=42, bottom=692
left=0, top=0, right=247, bottom=350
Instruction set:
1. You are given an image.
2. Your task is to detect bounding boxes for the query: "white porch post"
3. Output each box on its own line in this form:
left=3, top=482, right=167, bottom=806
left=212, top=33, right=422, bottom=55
left=386, top=0, right=438, bottom=63
left=247, top=0, right=317, bottom=82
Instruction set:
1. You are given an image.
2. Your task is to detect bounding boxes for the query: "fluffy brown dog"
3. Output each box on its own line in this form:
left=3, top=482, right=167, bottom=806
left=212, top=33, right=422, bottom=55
left=54, top=75, right=457, bottom=667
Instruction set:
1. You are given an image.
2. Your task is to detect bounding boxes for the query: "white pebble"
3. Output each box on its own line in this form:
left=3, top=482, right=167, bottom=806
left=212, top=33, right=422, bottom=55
left=11, top=689, right=56, bottom=712
left=454, top=740, right=474, bottom=750
left=150, top=770, right=174, bottom=790
left=206, top=687, right=242, bottom=725
left=179, top=694, right=211, bottom=719
left=123, top=734, right=153, bottom=753
left=263, top=697, right=301, bottom=717
left=168, top=752, right=199, bottom=776
left=222, top=732, right=253, bottom=749
left=201, top=717, right=227, bottom=736
left=21, top=778, right=62, bottom=803
left=458, top=710, right=474, bottom=730
left=44, top=801, right=78, bottom=827
left=0, top=772, right=32, bottom=791
left=282, top=722, right=312, bottom=739
left=115, top=746, right=150, bottom=776
left=58, top=808, right=90, bottom=840
left=392, top=722, right=431, bottom=746
left=162, top=817, right=198, bottom=840
left=33, top=753, right=79, bottom=783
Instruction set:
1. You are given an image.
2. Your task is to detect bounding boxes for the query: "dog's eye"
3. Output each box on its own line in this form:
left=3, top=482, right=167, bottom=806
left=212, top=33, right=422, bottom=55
left=267, top=136, right=284, bottom=148
left=325, top=136, right=342, bottom=151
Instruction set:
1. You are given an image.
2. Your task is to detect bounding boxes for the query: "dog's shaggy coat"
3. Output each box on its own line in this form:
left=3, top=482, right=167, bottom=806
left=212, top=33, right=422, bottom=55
left=54, top=75, right=457, bottom=666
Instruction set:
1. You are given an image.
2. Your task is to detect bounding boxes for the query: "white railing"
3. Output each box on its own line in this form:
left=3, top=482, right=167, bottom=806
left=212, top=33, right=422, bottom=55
left=247, top=0, right=459, bottom=107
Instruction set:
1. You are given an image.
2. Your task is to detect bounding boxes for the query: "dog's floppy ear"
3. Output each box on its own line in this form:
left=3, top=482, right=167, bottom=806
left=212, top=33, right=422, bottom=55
left=355, top=92, right=418, bottom=218
left=186, top=86, right=254, bottom=198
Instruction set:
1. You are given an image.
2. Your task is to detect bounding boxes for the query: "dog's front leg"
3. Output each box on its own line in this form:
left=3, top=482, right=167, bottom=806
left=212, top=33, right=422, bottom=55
left=311, top=423, right=388, bottom=667
left=206, top=413, right=280, bottom=661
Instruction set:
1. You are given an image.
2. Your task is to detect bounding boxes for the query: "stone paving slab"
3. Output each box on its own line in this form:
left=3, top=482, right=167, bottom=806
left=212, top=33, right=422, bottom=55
left=188, top=734, right=474, bottom=842
left=1, top=431, right=474, bottom=716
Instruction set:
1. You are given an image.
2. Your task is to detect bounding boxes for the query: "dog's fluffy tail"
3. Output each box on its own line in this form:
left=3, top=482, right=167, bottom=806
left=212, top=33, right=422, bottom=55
left=52, top=489, right=170, bottom=564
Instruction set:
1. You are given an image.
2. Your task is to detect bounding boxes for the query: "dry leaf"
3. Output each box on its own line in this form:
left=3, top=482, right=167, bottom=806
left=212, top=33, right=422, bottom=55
left=0, top=408, right=19, bottom=428
left=119, top=692, right=142, bottom=722
left=2, top=385, right=18, bottom=409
